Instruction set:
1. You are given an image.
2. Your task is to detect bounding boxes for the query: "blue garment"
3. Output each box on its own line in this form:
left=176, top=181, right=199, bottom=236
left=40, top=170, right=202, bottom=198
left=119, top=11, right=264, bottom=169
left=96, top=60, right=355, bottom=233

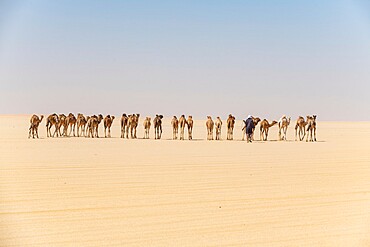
left=244, top=118, right=255, bottom=134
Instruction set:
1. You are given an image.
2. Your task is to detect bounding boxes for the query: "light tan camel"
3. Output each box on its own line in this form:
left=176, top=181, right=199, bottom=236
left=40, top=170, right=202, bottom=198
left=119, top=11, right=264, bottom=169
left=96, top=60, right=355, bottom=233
left=306, top=115, right=317, bottom=142
left=187, top=116, right=193, bottom=140
left=206, top=116, right=214, bottom=140
left=28, top=114, right=44, bottom=138
left=226, top=114, right=235, bottom=140
left=87, top=114, right=103, bottom=138
left=153, top=114, right=163, bottom=139
left=143, top=117, right=151, bottom=139
left=57, top=114, right=68, bottom=137
left=66, top=113, right=77, bottom=137
left=278, top=115, right=291, bottom=141
left=214, top=117, right=222, bottom=140
left=128, top=114, right=140, bottom=139
left=104, top=115, right=115, bottom=138
left=179, top=115, right=187, bottom=140
left=171, top=116, right=179, bottom=140
left=46, top=113, right=59, bottom=137
left=259, top=119, right=277, bottom=141
left=242, top=117, right=261, bottom=141
left=120, top=114, right=129, bottom=138
left=76, top=113, right=87, bottom=137
left=295, top=116, right=308, bottom=141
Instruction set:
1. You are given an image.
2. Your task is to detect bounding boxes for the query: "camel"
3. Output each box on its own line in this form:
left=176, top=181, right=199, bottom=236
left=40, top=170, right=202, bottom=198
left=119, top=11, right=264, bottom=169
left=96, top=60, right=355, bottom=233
left=87, top=114, right=103, bottom=138
left=28, top=114, right=44, bottom=138
left=153, top=115, right=163, bottom=139
left=226, top=114, right=235, bottom=140
left=206, top=116, right=214, bottom=140
left=278, top=115, right=291, bottom=141
left=57, top=114, right=68, bottom=137
left=171, top=116, right=179, bottom=140
left=214, top=117, right=222, bottom=140
left=104, top=115, right=115, bottom=138
left=295, top=116, right=308, bottom=141
left=306, top=115, right=317, bottom=142
left=187, top=116, right=194, bottom=140
left=179, top=115, right=187, bottom=140
left=120, top=114, right=129, bottom=138
left=46, top=113, right=59, bottom=137
left=76, top=113, right=87, bottom=137
left=128, top=114, right=140, bottom=139
left=143, top=117, right=151, bottom=139
left=66, top=113, right=77, bottom=137
left=242, top=117, right=261, bottom=141
left=259, top=119, right=278, bottom=141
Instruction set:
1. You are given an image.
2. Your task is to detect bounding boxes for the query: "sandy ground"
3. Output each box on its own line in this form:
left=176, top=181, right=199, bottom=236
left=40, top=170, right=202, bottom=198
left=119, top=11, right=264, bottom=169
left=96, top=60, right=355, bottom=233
left=1, top=115, right=370, bottom=246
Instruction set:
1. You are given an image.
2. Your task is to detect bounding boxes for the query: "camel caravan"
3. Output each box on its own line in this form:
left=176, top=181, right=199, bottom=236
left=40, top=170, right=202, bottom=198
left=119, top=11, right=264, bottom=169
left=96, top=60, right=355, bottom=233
left=28, top=113, right=317, bottom=142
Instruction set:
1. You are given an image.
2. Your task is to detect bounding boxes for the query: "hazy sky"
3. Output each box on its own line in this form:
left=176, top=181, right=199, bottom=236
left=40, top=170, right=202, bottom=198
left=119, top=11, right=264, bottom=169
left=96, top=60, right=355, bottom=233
left=1, top=0, right=370, bottom=120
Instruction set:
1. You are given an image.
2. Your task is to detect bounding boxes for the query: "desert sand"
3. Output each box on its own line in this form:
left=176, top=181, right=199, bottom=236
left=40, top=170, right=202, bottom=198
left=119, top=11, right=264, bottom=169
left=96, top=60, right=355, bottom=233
left=1, top=115, right=370, bottom=246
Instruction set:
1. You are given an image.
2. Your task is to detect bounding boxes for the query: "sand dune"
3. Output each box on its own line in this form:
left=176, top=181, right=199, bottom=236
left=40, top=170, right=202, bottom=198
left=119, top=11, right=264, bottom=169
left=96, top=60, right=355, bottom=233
left=1, top=115, right=370, bottom=246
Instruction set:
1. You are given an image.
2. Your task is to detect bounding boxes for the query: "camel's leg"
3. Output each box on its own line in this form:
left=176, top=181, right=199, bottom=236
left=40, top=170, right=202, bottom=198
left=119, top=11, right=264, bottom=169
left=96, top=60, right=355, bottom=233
left=306, top=129, right=309, bottom=142
left=260, top=129, right=263, bottom=141
left=28, top=126, right=32, bottom=138
left=284, top=127, right=287, bottom=141
left=104, top=127, right=107, bottom=138
left=278, top=128, right=281, bottom=141
left=314, top=128, right=316, bottom=142
left=265, top=129, right=268, bottom=141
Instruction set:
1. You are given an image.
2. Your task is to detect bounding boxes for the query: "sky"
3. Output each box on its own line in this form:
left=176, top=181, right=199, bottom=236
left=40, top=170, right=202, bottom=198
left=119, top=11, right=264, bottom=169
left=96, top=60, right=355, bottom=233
left=0, top=0, right=370, bottom=120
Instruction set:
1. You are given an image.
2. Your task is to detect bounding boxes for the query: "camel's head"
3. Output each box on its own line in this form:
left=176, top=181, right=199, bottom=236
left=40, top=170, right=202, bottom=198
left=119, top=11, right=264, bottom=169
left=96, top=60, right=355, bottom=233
left=136, top=114, right=140, bottom=118
left=173, top=116, right=177, bottom=119
left=147, top=117, right=151, bottom=121
left=159, top=115, right=163, bottom=119
left=122, top=113, right=127, bottom=117
left=181, top=114, right=185, bottom=118
left=112, top=116, right=115, bottom=120
left=271, top=120, right=278, bottom=125
left=40, top=115, right=44, bottom=121
left=207, top=116, right=211, bottom=119
left=188, top=116, right=193, bottom=119
left=313, top=115, right=317, bottom=120
left=98, top=114, right=103, bottom=121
